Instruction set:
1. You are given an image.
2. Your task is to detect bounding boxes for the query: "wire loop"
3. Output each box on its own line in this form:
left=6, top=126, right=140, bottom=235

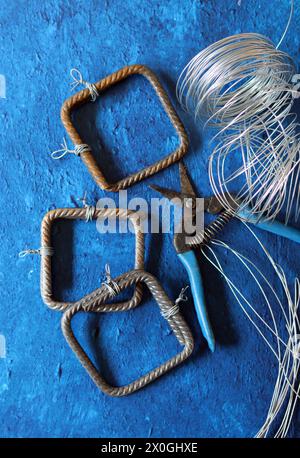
left=177, top=32, right=300, bottom=222
left=19, top=246, right=54, bottom=258
left=102, top=264, right=121, bottom=297
left=70, top=68, right=99, bottom=102
left=51, top=138, right=90, bottom=159
left=161, top=286, right=189, bottom=320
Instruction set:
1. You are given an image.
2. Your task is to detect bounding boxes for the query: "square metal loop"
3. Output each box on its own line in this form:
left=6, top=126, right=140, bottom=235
left=60, top=65, right=189, bottom=191
left=61, top=269, right=194, bottom=397
left=40, top=207, right=145, bottom=311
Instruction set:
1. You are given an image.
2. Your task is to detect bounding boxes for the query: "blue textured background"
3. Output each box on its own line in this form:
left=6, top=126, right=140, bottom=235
left=0, top=0, right=299, bottom=438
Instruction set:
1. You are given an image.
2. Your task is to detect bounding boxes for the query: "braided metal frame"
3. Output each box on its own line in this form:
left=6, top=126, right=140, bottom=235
left=40, top=207, right=145, bottom=311
left=61, top=269, right=194, bottom=397
left=61, top=64, right=189, bottom=192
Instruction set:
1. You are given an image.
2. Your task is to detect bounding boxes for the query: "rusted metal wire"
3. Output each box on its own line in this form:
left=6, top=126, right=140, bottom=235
left=60, top=64, right=189, bottom=192
left=40, top=207, right=145, bottom=311
left=61, top=269, right=194, bottom=397
left=32, top=65, right=194, bottom=396
left=38, top=202, right=194, bottom=396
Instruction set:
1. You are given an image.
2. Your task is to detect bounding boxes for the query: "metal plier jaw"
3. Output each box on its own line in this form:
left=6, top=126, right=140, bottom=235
left=173, top=194, right=233, bottom=253
left=151, top=161, right=300, bottom=353
left=150, top=163, right=232, bottom=352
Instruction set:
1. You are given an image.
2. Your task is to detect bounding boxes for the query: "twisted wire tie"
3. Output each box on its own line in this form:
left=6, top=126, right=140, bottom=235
left=79, top=191, right=96, bottom=222
left=161, top=286, right=189, bottom=320
left=102, top=264, right=121, bottom=297
left=51, top=138, right=90, bottom=160
left=19, top=246, right=54, bottom=258
left=70, top=68, right=99, bottom=102
left=85, top=205, right=96, bottom=222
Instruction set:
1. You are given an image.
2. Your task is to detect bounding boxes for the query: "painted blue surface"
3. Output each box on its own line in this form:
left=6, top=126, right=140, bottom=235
left=0, top=0, right=299, bottom=438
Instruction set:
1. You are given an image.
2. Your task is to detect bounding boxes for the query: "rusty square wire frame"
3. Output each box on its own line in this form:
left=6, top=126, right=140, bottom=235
left=61, top=269, right=194, bottom=397
left=40, top=207, right=145, bottom=311
left=60, top=64, right=189, bottom=192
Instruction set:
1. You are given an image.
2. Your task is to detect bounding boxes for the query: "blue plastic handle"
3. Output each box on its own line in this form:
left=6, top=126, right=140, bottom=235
left=178, top=250, right=215, bottom=352
left=237, top=207, right=300, bottom=244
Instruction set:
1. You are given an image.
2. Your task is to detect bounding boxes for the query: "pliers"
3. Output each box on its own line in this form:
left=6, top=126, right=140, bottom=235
left=151, top=162, right=300, bottom=353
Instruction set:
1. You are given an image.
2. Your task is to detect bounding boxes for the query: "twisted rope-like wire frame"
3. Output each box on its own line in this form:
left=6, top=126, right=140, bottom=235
left=61, top=269, right=194, bottom=397
left=40, top=207, right=145, bottom=311
left=60, top=64, right=189, bottom=192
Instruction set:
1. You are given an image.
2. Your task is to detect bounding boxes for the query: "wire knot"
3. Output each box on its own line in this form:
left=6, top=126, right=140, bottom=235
left=102, top=264, right=121, bottom=297
left=161, top=286, right=189, bottom=320
left=70, top=68, right=99, bottom=102
left=79, top=191, right=96, bottom=222
left=19, top=246, right=54, bottom=258
left=51, top=138, right=90, bottom=160
left=85, top=205, right=96, bottom=222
